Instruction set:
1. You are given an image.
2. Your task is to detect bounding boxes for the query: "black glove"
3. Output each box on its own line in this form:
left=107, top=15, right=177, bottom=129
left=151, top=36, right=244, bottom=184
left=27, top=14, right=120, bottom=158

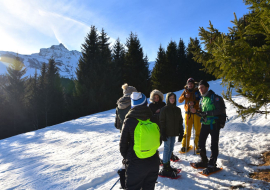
left=160, top=128, right=168, bottom=141
left=178, top=133, right=183, bottom=142
left=178, top=127, right=184, bottom=142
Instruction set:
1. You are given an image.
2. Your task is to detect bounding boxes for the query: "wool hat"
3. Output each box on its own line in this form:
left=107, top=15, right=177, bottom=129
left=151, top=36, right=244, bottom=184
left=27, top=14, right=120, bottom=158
left=199, top=80, right=209, bottom=88
left=122, top=83, right=137, bottom=96
left=130, top=92, right=147, bottom=108
left=187, top=78, right=195, bottom=84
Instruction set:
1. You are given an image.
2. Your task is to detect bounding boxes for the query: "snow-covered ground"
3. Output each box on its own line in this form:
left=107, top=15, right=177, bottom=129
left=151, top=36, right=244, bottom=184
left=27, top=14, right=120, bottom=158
left=0, top=79, right=270, bottom=190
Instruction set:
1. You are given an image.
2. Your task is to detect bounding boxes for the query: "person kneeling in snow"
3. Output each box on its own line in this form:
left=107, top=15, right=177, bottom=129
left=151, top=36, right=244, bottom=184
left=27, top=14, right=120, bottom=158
left=120, top=92, right=161, bottom=190
left=159, top=92, right=184, bottom=178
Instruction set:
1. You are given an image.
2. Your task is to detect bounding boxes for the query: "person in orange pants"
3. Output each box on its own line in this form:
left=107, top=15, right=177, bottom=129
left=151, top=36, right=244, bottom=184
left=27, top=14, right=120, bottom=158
left=178, top=78, right=201, bottom=154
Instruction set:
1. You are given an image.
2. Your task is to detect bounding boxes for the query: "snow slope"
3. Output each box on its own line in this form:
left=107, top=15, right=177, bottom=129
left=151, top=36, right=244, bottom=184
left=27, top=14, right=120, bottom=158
left=0, top=79, right=270, bottom=190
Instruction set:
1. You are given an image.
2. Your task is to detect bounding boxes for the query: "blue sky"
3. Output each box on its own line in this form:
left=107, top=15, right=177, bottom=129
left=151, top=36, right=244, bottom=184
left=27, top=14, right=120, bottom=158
left=0, top=0, right=249, bottom=61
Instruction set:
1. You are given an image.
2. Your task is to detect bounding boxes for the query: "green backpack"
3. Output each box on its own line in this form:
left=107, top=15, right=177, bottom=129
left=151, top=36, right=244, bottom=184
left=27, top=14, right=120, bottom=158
left=134, top=119, right=160, bottom=159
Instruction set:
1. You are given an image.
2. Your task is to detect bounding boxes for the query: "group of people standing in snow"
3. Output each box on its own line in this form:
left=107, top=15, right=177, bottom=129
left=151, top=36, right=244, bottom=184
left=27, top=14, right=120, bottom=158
left=115, top=78, right=226, bottom=190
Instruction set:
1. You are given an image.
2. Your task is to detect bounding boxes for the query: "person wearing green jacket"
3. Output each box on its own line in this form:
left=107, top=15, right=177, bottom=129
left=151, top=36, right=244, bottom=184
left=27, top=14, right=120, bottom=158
left=158, top=92, right=184, bottom=178
left=191, top=80, right=225, bottom=174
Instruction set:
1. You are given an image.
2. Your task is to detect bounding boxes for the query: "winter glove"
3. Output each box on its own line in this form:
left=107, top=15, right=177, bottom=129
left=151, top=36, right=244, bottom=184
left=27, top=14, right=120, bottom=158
left=160, top=127, right=168, bottom=141
left=178, top=133, right=183, bottom=142
left=178, top=126, right=184, bottom=142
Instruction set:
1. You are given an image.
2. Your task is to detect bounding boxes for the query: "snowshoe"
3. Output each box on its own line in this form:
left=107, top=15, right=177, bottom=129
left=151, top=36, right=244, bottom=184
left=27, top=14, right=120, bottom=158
left=158, top=163, right=180, bottom=179
left=190, top=162, right=208, bottom=169
left=199, top=165, right=223, bottom=176
left=173, top=168, right=181, bottom=174
left=158, top=169, right=180, bottom=179
left=179, top=145, right=193, bottom=154
left=170, top=153, right=180, bottom=162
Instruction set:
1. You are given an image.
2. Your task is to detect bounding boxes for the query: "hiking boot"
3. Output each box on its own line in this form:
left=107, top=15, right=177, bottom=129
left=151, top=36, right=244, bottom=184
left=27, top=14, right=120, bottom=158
left=181, top=147, right=186, bottom=152
left=168, top=162, right=178, bottom=173
left=195, top=149, right=200, bottom=154
left=158, top=163, right=178, bottom=178
left=170, top=153, right=180, bottom=162
left=194, top=161, right=208, bottom=168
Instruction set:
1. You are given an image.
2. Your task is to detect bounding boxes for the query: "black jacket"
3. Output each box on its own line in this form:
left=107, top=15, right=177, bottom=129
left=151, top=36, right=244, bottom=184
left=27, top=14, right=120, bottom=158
left=149, top=101, right=166, bottom=115
left=160, top=92, right=184, bottom=137
left=119, top=105, right=161, bottom=161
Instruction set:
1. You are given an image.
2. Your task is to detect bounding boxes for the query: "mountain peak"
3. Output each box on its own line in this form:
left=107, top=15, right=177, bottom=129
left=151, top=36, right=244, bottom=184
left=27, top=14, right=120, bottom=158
left=49, top=43, right=68, bottom=51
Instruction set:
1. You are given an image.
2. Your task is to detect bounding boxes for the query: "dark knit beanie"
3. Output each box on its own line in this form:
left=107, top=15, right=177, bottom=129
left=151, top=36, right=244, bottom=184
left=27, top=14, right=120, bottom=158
left=199, top=80, right=209, bottom=88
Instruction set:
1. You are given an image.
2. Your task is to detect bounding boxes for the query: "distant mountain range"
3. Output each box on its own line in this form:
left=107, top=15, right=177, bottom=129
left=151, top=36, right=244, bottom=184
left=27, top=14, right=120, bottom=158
left=0, top=44, right=155, bottom=79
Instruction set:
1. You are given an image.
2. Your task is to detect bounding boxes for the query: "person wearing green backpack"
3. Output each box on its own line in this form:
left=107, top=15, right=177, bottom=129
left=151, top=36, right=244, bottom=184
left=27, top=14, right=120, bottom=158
left=120, top=92, right=161, bottom=190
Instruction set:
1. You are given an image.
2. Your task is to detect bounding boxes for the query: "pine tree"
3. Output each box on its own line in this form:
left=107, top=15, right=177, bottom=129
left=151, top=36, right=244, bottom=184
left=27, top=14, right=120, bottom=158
left=177, top=38, right=188, bottom=88
left=76, top=26, right=118, bottom=114
left=166, top=40, right=179, bottom=92
left=0, top=75, right=12, bottom=139
left=4, top=55, right=28, bottom=132
left=151, top=45, right=168, bottom=92
left=96, top=28, right=118, bottom=110
left=45, top=58, right=64, bottom=125
left=190, top=0, right=270, bottom=119
left=76, top=26, right=100, bottom=115
left=186, top=37, right=216, bottom=82
left=38, top=59, right=64, bottom=127
left=25, top=70, right=39, bottom=130
left=124, top=32, right=151, bottom=95
left=112, top=38, right=126, bottom=98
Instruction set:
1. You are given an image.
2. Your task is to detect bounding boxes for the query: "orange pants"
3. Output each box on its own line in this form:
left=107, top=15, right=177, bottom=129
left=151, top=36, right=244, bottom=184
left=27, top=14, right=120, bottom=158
left=181, top=113, right=201, bottom=149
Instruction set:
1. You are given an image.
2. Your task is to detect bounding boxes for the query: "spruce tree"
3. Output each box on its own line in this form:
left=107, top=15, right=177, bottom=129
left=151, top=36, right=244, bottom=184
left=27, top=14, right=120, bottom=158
left=76, top=26, right=100, bottom=115
left=186, top=37, right=216, bottom=82
left=46, top=58, right=64, bottom=125
left=96, top=28, right=118, bottom=110
left=177, top=38, right=188, bottom=88
left=166, top=40, right=179, bottom=92
left=4, top=55, right=28, bottom=132
left=124, top=32, right=151, bottom=95
left=76, top=26, right=118, bottom=114
left=190, top=0, right=270, bottom=119
left=0, top=75, right=12, bottom=139
left=112, top=38, right=126, bottom=98
left=151, top=45, right=168, bottom=92
left=25, top=70, right=39, bottom=130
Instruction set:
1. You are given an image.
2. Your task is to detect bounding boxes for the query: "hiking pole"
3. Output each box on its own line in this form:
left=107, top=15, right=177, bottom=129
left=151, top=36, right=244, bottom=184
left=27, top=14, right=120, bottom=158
left=110, top=178, right=120, bottom=190
left=192, top=93, right=196, bottom=155
left=185, top=111, right=189, bottom=160
left=193, top=114, right=196, bottom=155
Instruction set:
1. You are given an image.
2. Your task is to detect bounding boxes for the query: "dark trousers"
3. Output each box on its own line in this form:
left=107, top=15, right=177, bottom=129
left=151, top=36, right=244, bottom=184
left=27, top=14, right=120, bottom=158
left=198, top=123, right=220, bottom=166
left=126, top=155, right=159, bottom=190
